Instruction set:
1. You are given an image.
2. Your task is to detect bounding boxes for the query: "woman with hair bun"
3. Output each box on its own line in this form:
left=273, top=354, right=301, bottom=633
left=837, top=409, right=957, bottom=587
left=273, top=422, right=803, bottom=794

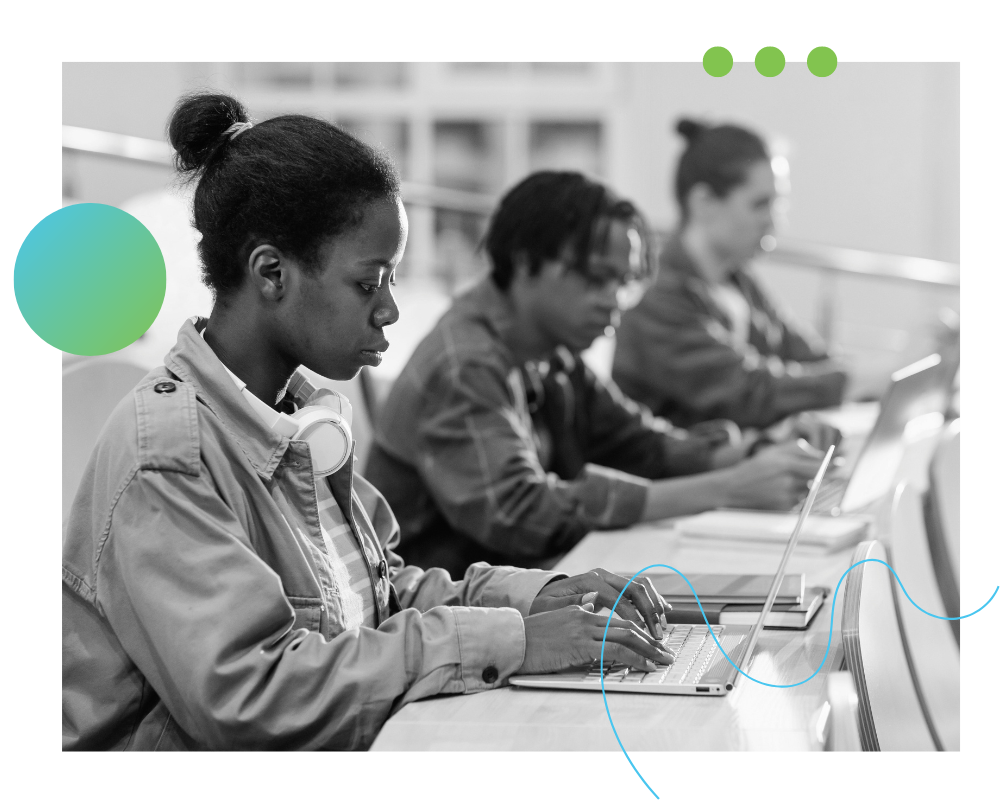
left=61, top=93, right=675, bottom=750
left=613, top=119, right=848, bottom=429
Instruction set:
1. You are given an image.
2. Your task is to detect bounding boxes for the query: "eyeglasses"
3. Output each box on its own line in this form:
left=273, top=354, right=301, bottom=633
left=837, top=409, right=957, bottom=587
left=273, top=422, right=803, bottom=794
left=576, top=269, right=651, bottom=310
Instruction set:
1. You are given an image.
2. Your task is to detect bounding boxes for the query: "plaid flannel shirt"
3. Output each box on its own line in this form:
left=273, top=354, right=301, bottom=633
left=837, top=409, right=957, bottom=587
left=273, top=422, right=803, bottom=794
left=366, top=278, right=720, bottom=578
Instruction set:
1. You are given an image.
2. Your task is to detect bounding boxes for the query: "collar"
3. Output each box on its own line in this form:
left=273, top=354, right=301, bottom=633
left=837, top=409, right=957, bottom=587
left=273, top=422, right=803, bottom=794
left=165, top=317, right=290, bottom=479
left=450, top=277, right=520, bottom=364
left=454, top=277, right=583, bottom=375
left=660, top=231, right=704, bottom=283
left=662, top=230, right=749, bottom=289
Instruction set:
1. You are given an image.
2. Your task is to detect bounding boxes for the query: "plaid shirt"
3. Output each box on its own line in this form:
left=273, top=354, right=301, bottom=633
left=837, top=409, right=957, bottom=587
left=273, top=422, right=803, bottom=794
left=613, top=233, right=846, bottom=428
left=366, top=278, right=720, bottom=578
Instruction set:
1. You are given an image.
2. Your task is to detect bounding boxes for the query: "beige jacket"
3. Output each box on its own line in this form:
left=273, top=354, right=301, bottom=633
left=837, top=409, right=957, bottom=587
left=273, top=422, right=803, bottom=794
left=62, top=319, right=556, bottom=750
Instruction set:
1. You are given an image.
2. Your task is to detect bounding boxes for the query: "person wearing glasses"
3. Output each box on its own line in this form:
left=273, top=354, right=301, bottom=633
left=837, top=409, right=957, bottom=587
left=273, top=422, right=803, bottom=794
left=612, top=119, right=849, bottom=429
left=366, top=171, right=833, bottom=579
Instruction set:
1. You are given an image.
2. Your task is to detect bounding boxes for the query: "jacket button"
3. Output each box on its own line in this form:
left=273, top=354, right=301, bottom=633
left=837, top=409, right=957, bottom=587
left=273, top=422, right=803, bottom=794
left=482, top=665, right=499, bottom=684
left=153, top=381, right=176, bottom=394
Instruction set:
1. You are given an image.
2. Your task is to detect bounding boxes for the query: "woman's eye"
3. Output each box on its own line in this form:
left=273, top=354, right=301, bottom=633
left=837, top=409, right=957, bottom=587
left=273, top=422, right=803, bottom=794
left=360, top=283, right=379, bottom=294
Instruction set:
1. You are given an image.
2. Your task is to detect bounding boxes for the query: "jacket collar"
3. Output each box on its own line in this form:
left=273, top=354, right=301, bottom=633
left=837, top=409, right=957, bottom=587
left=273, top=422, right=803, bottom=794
left=451, top=277, right=519, bottom=361
left=164, top=317, right=290, bottom=480
left=660, top=230, right=704, bottom=284
left=452, top=277, right=583, bottom=373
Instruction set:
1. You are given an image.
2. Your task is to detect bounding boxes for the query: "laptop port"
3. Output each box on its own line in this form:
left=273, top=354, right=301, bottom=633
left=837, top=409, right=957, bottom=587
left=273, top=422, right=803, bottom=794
left=696, top=687, right=710, bottom=693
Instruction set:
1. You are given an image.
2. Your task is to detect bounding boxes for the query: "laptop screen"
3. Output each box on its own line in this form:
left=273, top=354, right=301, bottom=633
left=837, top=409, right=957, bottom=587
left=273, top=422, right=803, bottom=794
left=841, top=353, right=950, bottom=511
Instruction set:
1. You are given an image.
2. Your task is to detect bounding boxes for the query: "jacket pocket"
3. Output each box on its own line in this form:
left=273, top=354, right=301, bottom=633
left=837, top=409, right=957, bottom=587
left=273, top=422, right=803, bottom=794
left=287, top=595, right=323, bottom=634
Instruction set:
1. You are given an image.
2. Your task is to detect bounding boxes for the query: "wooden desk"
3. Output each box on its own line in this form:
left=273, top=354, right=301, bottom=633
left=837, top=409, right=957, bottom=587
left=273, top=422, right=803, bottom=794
left=371, top=421, right=945, bottom=752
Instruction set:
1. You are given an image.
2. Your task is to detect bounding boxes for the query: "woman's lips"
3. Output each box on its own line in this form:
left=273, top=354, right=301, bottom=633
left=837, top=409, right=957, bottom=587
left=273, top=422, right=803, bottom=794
left=360, top=343, right=388, bottom=366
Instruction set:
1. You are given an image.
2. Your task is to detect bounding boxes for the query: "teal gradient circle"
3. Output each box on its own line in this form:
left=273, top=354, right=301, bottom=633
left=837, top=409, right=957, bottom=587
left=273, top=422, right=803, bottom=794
left=15, top=203, right=165, bottom=356
left=755, top=46, right=786, bottom=77
left=702, top=47, right=733, bottom=77
left=807, top=46, right=838, bottom=77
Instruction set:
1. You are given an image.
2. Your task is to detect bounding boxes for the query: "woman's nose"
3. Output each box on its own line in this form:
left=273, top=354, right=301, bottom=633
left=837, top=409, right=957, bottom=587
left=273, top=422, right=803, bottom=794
left=373, top=291, right=399, bottom=329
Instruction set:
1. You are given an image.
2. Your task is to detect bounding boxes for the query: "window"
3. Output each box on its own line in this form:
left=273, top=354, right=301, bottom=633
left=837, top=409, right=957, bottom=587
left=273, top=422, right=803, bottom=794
left=529, top=121, right=603, bottom=177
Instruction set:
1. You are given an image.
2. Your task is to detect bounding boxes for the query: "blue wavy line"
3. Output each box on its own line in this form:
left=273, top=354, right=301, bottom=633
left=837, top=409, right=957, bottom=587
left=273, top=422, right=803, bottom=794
left=599, top=561, right=996, bottom=798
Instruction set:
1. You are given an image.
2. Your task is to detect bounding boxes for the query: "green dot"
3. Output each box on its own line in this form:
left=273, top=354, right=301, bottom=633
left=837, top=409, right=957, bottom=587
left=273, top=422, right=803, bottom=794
left=703, top=47, right=733, bottom=77
left=14, top=203, right=166, bottom=356
left=755, top=47, right=785, bottom=77
left=807, top=46, right=838, bottom=77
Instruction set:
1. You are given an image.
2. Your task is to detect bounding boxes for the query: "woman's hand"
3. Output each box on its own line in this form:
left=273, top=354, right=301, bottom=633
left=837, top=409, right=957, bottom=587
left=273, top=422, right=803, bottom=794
left=518, top=606, right=676, bottom=675
left=529, top=567, right=670, bottom=639
left=720, top=438, right=825, bottom=510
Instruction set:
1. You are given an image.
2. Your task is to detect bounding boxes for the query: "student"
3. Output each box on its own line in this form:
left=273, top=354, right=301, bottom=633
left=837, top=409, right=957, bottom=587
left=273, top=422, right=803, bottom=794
left=612, top=120, right=849, bottom=429
left=61, top=95, right=676, bottom=751
left=365, top=171, right=834, bottom=579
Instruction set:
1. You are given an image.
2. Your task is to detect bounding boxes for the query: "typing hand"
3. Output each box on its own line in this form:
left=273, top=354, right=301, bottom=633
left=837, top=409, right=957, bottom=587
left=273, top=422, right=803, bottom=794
left=518, top=606, right=676, bottom=676
left=529, top=567, right=670, bottom=640
left=722, top=438, right=825, bottom=511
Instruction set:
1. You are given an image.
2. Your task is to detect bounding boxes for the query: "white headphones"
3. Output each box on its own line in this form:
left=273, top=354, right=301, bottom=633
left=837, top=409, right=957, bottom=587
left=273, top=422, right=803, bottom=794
left=234, top=368, right=354, bottom=477
left=201, top=325, right=355, bottom=476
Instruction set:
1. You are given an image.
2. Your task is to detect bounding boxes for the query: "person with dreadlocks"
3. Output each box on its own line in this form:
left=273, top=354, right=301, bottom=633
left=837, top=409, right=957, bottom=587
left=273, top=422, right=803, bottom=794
left=366, top=171, right=834, bottom=579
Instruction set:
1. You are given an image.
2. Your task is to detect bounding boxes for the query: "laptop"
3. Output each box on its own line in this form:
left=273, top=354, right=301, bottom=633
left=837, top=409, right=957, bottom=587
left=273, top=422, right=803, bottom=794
left=807, top=352, right=954, bottom=515
left=509, top=445, right=836, bottom=696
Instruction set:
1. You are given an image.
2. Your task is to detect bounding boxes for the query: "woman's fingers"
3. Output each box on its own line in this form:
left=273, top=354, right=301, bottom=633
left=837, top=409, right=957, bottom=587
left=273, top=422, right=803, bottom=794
left=588, top=569, right=665, bottom=638
left=602, top=626, right=675, bottom=666
left=600, top=643, right=658, bottom=673
left=603, top=617, right=676, bottom=659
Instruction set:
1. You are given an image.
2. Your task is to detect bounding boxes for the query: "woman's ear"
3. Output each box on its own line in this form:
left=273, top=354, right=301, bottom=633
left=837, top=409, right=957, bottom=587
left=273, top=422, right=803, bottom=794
left=686, top=182, right=719, bottom=223
left=247, top=244, right=286, bottom=301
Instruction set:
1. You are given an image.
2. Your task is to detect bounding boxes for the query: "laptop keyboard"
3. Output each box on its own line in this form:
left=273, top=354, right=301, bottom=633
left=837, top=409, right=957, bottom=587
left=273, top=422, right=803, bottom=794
left=572, top=625, right=728, bottom=686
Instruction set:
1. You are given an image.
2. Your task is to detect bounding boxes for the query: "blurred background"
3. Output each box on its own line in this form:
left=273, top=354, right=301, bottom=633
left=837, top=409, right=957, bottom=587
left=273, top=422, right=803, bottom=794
left=61, top=61, right=959, bottom=457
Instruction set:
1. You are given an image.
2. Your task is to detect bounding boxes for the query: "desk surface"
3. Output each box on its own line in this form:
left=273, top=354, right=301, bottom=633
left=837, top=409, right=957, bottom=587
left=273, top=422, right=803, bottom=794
left=373, top=528, right=855, bottom=751
left=371, top=420, right=944, bottom=751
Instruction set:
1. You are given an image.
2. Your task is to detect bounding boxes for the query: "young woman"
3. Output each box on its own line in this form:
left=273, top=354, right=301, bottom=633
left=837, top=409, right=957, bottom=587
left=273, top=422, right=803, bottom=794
left=613, top=119, right=849, bottom=429
left=61, top=94, right=674, bottom=751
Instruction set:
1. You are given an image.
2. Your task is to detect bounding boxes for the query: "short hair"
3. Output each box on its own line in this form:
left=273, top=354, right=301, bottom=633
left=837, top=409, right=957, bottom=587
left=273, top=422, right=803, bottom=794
left=483, top=171, right=654, bottom=291
left=673, top=119, right=769, bottom=222
left=167, top=92, right=400, bottom=299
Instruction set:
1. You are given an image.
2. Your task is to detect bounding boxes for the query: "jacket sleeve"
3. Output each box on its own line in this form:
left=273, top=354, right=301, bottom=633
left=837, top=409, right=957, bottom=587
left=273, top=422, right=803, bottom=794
left=614, top=283, right=845, bottom=428
left=353, top=473, right=562, bottom=615
left=96, top=464, right=529, bottom=751
left=411, top=354, right=651, bottom=560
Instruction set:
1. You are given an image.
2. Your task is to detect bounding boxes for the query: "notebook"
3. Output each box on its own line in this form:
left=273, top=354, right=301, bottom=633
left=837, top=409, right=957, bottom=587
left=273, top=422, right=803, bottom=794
left=647, top=572, right=804, bottom=605
left=664, top=586, right=828, bottom=629
left=673, top=509, right=869, bottom=551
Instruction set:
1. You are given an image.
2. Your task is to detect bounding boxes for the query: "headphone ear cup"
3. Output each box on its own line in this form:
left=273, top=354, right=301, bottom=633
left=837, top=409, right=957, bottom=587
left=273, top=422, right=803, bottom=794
left=291, top=407, right=353, bottom=476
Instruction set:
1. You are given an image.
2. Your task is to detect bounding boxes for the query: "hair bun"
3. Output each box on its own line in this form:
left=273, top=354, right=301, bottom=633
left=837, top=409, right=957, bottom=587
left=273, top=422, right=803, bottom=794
left=675, top=118, right=708, bottom=142
left=168, top=92, right=250, bottom=174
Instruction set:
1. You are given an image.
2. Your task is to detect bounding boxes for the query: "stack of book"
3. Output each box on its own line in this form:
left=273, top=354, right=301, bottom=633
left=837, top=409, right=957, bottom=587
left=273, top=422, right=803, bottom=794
left=649, top=572, right=829, bottom=630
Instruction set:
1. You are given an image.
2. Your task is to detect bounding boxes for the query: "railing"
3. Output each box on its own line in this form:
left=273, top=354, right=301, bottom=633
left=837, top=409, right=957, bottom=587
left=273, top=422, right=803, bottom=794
left=62, top=125, right=494, bottom=216
left=63, top=125, right=959, bottom=291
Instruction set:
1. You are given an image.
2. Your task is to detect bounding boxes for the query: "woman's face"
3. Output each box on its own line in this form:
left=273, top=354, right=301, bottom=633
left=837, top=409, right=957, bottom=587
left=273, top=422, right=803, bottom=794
left=278, top=196, right=407, bottom=381
left=703, top=159, right=777, bottom=264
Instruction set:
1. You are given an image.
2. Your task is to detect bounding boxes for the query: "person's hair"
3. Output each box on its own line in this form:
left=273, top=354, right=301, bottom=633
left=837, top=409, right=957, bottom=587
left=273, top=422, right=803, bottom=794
left=483, top=171, right=654, bottom=291
left=673, top=118, right=769, bottom=222
left=167, top=92, right=400, bottom=299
